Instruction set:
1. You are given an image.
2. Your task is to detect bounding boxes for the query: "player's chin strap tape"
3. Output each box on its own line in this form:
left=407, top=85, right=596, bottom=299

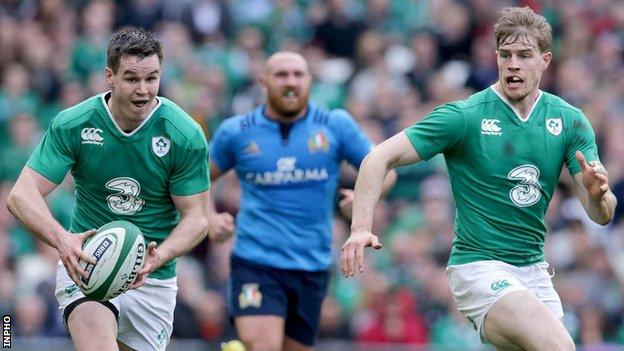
left=63, top=297, right=120, bottom=328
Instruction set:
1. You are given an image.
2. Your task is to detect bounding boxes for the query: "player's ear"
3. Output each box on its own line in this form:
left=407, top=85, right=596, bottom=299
left=541, top=52, right=552, bottom=71
left=105, top=67, right=114, bottom=88
left=259, top=74, right=268, bottom=93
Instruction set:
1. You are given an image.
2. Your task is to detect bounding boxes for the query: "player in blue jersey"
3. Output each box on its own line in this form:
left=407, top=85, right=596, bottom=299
left=341, top=7, right=616, bottom=351
left=209, top=51, right=396, bottom=351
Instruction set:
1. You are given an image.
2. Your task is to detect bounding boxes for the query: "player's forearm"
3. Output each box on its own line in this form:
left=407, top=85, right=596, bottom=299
left=351, top=151, right=391, bottom=232
left=585, top=190, right=617, bottom=225
left=207, top=185, right=219, bottom=216
left=208, top=162, right=225, bottom=217
left=6, top=187, right=65, bottom=248
left=380, top=169, right=397, bottom=197
left=157, top=213, right=208, bottom=262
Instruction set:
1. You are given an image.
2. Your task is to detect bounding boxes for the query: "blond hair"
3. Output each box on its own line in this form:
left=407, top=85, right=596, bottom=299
left=493, top=7, right=552, bottom=53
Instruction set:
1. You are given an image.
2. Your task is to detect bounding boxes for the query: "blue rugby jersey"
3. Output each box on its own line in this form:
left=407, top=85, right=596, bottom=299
left=210, top=102, right=373, bottom=271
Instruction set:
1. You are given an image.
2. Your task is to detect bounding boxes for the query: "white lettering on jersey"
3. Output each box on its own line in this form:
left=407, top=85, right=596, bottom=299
left=245, top=156, right=329, bottom=185
left=81, top=128, right=104, bottom=146
left=106, top=177, right=145, bottom=214
left=546, top=118, right=562, bottom=136
left=277, top=157, right=297, bottom=172
left=508, top=165, right=541, bottom=207
left=481, top=119, right=502, bottom=136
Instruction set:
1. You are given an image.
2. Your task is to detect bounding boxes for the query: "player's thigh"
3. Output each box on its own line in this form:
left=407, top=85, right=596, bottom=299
left=447, top=260, right=527, bottom=341
left=116, top=277, right=177, bottom=351
left=229, top=257, right=289, bottom=350
left=284, top=269, right=329, bottom=348
left=55, top=260, right=119, bottom=350
left=283, top=336, right=314, bottom=351
left=118, top=340, right=136, bottom=351
left=235, top=315, right=285, bottom=350
left=67, top=301, right=118, bottom=351
left=484, top=290, right=574, bottom=351
left=228, top=256, right=288, bottom=319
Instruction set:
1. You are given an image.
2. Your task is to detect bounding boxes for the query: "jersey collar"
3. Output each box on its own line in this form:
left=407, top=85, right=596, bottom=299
left=258, top=102, right=314, bottom=126
left=490, top=85, right=543, bottom=123
left=100, top=91, right=161, bottom=137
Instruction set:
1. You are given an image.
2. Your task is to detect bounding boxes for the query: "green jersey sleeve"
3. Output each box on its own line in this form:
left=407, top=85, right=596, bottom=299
left=565, top=112, right=599, bottom=175
left=404, top=103, right=466, bottom=160
left=169, top=130, right=210, bottom=196
left=26, top=120, right=75, bottom=184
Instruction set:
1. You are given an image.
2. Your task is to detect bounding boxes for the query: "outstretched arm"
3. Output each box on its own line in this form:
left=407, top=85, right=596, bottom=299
left=340, top=132, right=422, bottom=277
left=7, top=167, right=96, bottom=283
left=573, top=151, right=616, bottom=225
left=338, top=169, right=397, bottom=220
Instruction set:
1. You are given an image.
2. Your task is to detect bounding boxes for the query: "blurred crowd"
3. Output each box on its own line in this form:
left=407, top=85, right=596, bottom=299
left=1, top=0, right=624, bottom=349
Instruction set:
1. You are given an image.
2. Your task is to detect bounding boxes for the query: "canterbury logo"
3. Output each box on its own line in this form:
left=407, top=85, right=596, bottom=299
left=481, top=119, right=502, bottom=136
left=81, top=128, right=104, bottom=146
left=490, top=279, right=512, bottom=293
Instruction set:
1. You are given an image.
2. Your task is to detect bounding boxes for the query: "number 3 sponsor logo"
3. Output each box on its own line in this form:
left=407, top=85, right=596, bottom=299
left=106, top=177, right=145, bottom=214
left=508, top=165, right=541, bottom=207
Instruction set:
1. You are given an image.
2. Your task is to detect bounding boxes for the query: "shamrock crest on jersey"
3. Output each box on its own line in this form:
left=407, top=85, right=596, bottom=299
left=152, top=136, right=171, bottom=157
left=546, top=118, right=562, bottom=136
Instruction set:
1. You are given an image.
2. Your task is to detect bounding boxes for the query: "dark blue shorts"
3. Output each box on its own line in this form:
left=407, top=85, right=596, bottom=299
left=227, top=255, right=329, bottom=346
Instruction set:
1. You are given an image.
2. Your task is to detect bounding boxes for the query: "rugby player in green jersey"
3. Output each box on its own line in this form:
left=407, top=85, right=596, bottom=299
left=341, top=6, right=616, bottom=351
left=7, top=27, right=210, bottom=351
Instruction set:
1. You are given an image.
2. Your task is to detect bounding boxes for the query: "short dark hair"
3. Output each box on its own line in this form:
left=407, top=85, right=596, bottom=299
left=107, top=27, right=163, bottom=73
left=494, top=7, right=552, bottom=53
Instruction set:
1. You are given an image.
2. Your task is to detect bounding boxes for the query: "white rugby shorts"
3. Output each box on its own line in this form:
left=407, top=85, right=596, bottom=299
left=446, top=260, right=563, bottom=343
left=55, top=261, right=178, bottom=351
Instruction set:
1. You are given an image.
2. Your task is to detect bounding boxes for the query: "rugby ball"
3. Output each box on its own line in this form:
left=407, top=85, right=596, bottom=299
left=78, top=220, right=146, bottom=301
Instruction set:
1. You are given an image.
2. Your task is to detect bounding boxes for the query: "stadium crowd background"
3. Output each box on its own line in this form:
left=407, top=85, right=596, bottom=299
left=1, top=0, right=624, bottom=349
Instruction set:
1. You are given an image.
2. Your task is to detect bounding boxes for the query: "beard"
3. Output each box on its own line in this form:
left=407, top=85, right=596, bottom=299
left=266, top=88, right=309, bottom=118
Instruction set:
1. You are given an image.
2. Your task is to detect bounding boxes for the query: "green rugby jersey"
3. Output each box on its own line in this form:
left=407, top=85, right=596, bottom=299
left=405, top=86, right=598, bottom=266
left=27, top=92, right=210, bottom=279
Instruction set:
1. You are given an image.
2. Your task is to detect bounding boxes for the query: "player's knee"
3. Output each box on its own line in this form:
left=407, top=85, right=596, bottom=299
left=68, top=315, right=117, bottom=351
left=238, top=330, right=282, bottom=351
left=235, top=316, right=284, bottom=351
left=554, top=334, right=575, bottom=351
left=240, top=339, right=281, bottom=351
left=538, top=332, right=575, bottom=351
